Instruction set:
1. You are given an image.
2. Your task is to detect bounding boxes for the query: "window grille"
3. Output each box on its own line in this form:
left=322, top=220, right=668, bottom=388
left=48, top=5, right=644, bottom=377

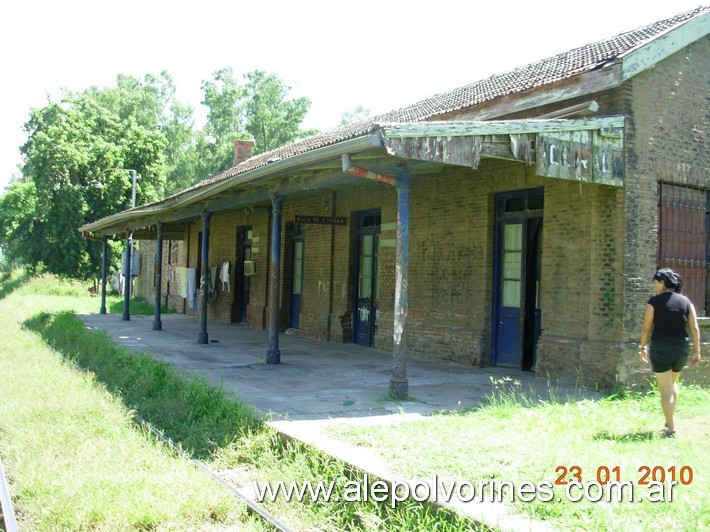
left=658, top=183, right=709, bottom=316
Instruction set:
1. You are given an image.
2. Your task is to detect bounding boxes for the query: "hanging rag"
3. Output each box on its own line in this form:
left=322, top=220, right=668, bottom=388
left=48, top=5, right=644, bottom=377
left=186, top=268, right=197, bottom=311
left=219, top=261, right=231, bottom=292
left=209, top=265, right=219, bottom=302
left=177, top=267, right=188, bottom=298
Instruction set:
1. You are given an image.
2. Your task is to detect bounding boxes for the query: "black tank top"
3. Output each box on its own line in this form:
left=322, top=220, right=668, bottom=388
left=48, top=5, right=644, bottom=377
left=648, top=291, right=691, bottom=340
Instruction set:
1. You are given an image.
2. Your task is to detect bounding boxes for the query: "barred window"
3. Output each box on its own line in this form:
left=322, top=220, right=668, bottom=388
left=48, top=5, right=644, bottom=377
left=658, top=183, right=709, bottom=316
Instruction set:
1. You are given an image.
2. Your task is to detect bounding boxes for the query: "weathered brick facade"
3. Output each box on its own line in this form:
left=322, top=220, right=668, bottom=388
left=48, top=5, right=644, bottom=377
left=126, top=27, right=708, bottom=390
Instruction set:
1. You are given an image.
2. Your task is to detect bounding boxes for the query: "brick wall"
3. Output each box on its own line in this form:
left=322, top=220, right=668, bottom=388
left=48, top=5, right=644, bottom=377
left=616, top=35, right=710, bottom=386
left=281, top=194, right=338, bottom=339
left=135, top=209, right=270, bottom=328
left=130, top=37, right=708, bottom=389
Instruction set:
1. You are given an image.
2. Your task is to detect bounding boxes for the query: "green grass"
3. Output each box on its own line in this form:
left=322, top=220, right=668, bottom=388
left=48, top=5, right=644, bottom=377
left=327, top=381, right=710, bottom=530
left=2, top=270, right=477, bottom=530
left=26, top=312, right=476, bottom=530
left=108, top=294, right=176, bottom=315
left=0, top=269, right=262, bottom=530
left=24, top=310, right=257, bottom=458
left=9, top=268, right=706, bottom=530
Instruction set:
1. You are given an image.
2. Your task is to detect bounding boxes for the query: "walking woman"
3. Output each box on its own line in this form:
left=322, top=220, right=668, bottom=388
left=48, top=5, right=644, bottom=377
left=640, top=268, right=702, bottom=437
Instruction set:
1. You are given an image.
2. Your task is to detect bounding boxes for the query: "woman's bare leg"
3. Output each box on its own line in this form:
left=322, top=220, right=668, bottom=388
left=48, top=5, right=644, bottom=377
left=655, top=370, right=680, bottom=433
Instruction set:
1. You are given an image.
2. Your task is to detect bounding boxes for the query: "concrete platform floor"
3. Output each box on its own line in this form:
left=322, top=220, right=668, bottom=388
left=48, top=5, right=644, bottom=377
left=79, top=312, right=604, bottom=531
left=80, top=313, right=600, bottom=422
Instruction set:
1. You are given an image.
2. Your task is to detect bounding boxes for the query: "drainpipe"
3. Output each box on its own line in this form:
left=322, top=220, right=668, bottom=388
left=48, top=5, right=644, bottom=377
left=342, top=155, right=410, bottom=399
left=100, top=236, right=108, bottom=315
left=267, top=193, right=283, bottom=364
left=197, top=212, right=211, bottom=344
left=153, top=222, right=164, bottom=331
left=122, top=230, right=133, bottom=321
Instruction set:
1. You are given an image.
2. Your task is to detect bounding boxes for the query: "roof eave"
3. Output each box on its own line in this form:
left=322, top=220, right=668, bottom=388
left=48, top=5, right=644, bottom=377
left=79, top=133, right=383, bottom=235
left=620, top=10, right=710, bottom=81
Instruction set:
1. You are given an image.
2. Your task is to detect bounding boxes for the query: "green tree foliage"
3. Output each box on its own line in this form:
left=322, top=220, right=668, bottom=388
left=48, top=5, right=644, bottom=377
left=10, top=77, right=170, bottom=279
left=1, top=68, right=318, bottom=279
left=243, top=70, right=315, bottom=153
left=196, top=67, right=247, bottom=180
left=0, top=181, right=42, bottom=267
left=162, top=99, right=198, bottom=194
left=162, top=68, right=317, bottom=195
left=340, top=105, right=371, bottom=126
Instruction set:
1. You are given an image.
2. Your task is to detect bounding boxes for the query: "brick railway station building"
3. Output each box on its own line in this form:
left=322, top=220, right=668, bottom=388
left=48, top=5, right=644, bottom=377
left=81, top=7, right=710, bottom=395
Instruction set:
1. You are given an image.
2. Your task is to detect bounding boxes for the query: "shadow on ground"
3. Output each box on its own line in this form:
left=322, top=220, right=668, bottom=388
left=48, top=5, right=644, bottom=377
left=0, top=270, right=30, bottom=301
left=24, top=311, right=259, bottom=461
left=593, top=430, right=656, bottom=443
left=22, top=310, right=478, bottom=530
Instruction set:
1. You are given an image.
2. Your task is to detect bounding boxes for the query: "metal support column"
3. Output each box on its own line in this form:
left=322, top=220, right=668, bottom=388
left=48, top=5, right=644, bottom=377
left=100, top=236, right=108, bottom=314
left=197, top=212, right=211, bottom=344
left=390, top=169, right=411, bottom=399
left=153, top=222, right=164, bottom=331
left=267, top=193, right=282, bottom=364
left=342, top=154, right=411, bottom=398
left=122, top=230, right=133, bottom=321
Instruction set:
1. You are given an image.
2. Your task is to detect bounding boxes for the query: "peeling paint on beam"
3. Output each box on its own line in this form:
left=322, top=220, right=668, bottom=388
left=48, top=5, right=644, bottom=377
left=379, top=116, right=625, bottom=138
left=384, top=135, right=483, bottom=168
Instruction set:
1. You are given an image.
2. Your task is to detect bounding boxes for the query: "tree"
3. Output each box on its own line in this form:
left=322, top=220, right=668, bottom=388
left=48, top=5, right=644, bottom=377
left=15, top=85, right=168, bottom=279
left=162, top=99, right=198, bottom=194
left=1, top=68, right=319, bottom=278
left=340, top=105, right=371, bottom=126
left=198, top=67, right=247, bottom=174
left=243, top=70, right=315, bottom=153
left=0, top=181, right=42, bottom=267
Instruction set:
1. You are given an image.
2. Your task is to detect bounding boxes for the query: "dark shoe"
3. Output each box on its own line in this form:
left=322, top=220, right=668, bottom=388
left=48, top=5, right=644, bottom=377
left=661, top=428, right=676, bottom=438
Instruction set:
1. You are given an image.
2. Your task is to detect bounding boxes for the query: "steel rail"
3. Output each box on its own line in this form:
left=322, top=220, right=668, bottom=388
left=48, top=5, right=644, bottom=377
left=0, top=457, right=18, bottom=532
left=138, top=419, right=292, bottom=532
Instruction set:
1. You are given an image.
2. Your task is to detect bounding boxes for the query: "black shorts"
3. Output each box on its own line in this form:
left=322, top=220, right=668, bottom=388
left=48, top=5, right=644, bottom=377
left=649, top=337, right=690, bottom=373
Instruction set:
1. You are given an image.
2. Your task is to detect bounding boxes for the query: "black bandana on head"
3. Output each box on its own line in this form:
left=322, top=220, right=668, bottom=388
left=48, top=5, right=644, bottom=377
left=653, top=269, right=681, bottom=293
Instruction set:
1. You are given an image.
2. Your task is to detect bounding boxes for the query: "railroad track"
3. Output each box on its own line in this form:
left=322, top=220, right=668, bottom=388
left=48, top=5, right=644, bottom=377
left=139, top=419, right=293, bottom=532
left=0, top=457, right=18, bottom=532
left=0, top=421, right=292, bottom=532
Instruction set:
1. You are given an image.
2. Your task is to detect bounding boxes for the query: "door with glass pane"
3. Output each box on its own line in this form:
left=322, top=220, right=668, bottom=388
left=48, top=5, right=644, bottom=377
left=290, top=237, right=304, bottom=329
left=354, top=211, right=381, bottom=346
left=496, top=222, right=524, bottom=366
left=232, top=226, right=252, bottom=323
left=493, top=190, right=544, bottom=369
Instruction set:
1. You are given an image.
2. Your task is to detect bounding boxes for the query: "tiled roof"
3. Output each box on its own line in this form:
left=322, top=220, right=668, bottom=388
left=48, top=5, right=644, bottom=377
left=169, top=6, right=708, bottom=201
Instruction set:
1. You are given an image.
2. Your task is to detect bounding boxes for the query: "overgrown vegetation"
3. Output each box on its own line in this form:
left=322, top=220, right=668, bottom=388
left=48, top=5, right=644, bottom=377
left=2, top=270, right=476, bottom=530
left=328, top=378, right=709, bottom=531
left=0, top=68, right=318, bottom=281
left=107, top=294, right=176, bottom=315
left=0, top=270, right=261, bottom=530
left=5, top=269, right=707, bottom=530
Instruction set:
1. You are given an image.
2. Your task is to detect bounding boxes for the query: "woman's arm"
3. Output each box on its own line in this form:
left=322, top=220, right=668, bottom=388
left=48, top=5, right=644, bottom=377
left=640, top=304, right=654, bottom=363
left=688, top=303, right=702, bottom=367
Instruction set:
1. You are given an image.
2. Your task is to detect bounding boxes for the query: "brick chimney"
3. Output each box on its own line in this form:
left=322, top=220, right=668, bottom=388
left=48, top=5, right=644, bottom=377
left=233, top=139, right=254, bottom=166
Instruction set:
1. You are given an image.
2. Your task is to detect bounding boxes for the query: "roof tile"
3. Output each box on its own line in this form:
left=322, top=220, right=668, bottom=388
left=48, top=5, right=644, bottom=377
left=165, top=6, right=709, bottom=201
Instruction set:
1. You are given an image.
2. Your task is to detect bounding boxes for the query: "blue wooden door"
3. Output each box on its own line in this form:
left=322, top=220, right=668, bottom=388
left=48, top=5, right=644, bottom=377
left=233, top=226, right=252, bottom=324
left=493, top=190, right=544, bottom=369
left=290, top=237, right=304, bottom=329
left=240, top=243, right=251, bottom=323
left=495, top=221, right=524, bottom=366
left=354, top=212, right=380, bottom=346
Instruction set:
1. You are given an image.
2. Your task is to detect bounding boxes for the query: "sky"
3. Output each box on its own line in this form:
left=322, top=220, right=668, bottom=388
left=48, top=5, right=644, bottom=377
left=0, top=0, right=705, bottom=191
